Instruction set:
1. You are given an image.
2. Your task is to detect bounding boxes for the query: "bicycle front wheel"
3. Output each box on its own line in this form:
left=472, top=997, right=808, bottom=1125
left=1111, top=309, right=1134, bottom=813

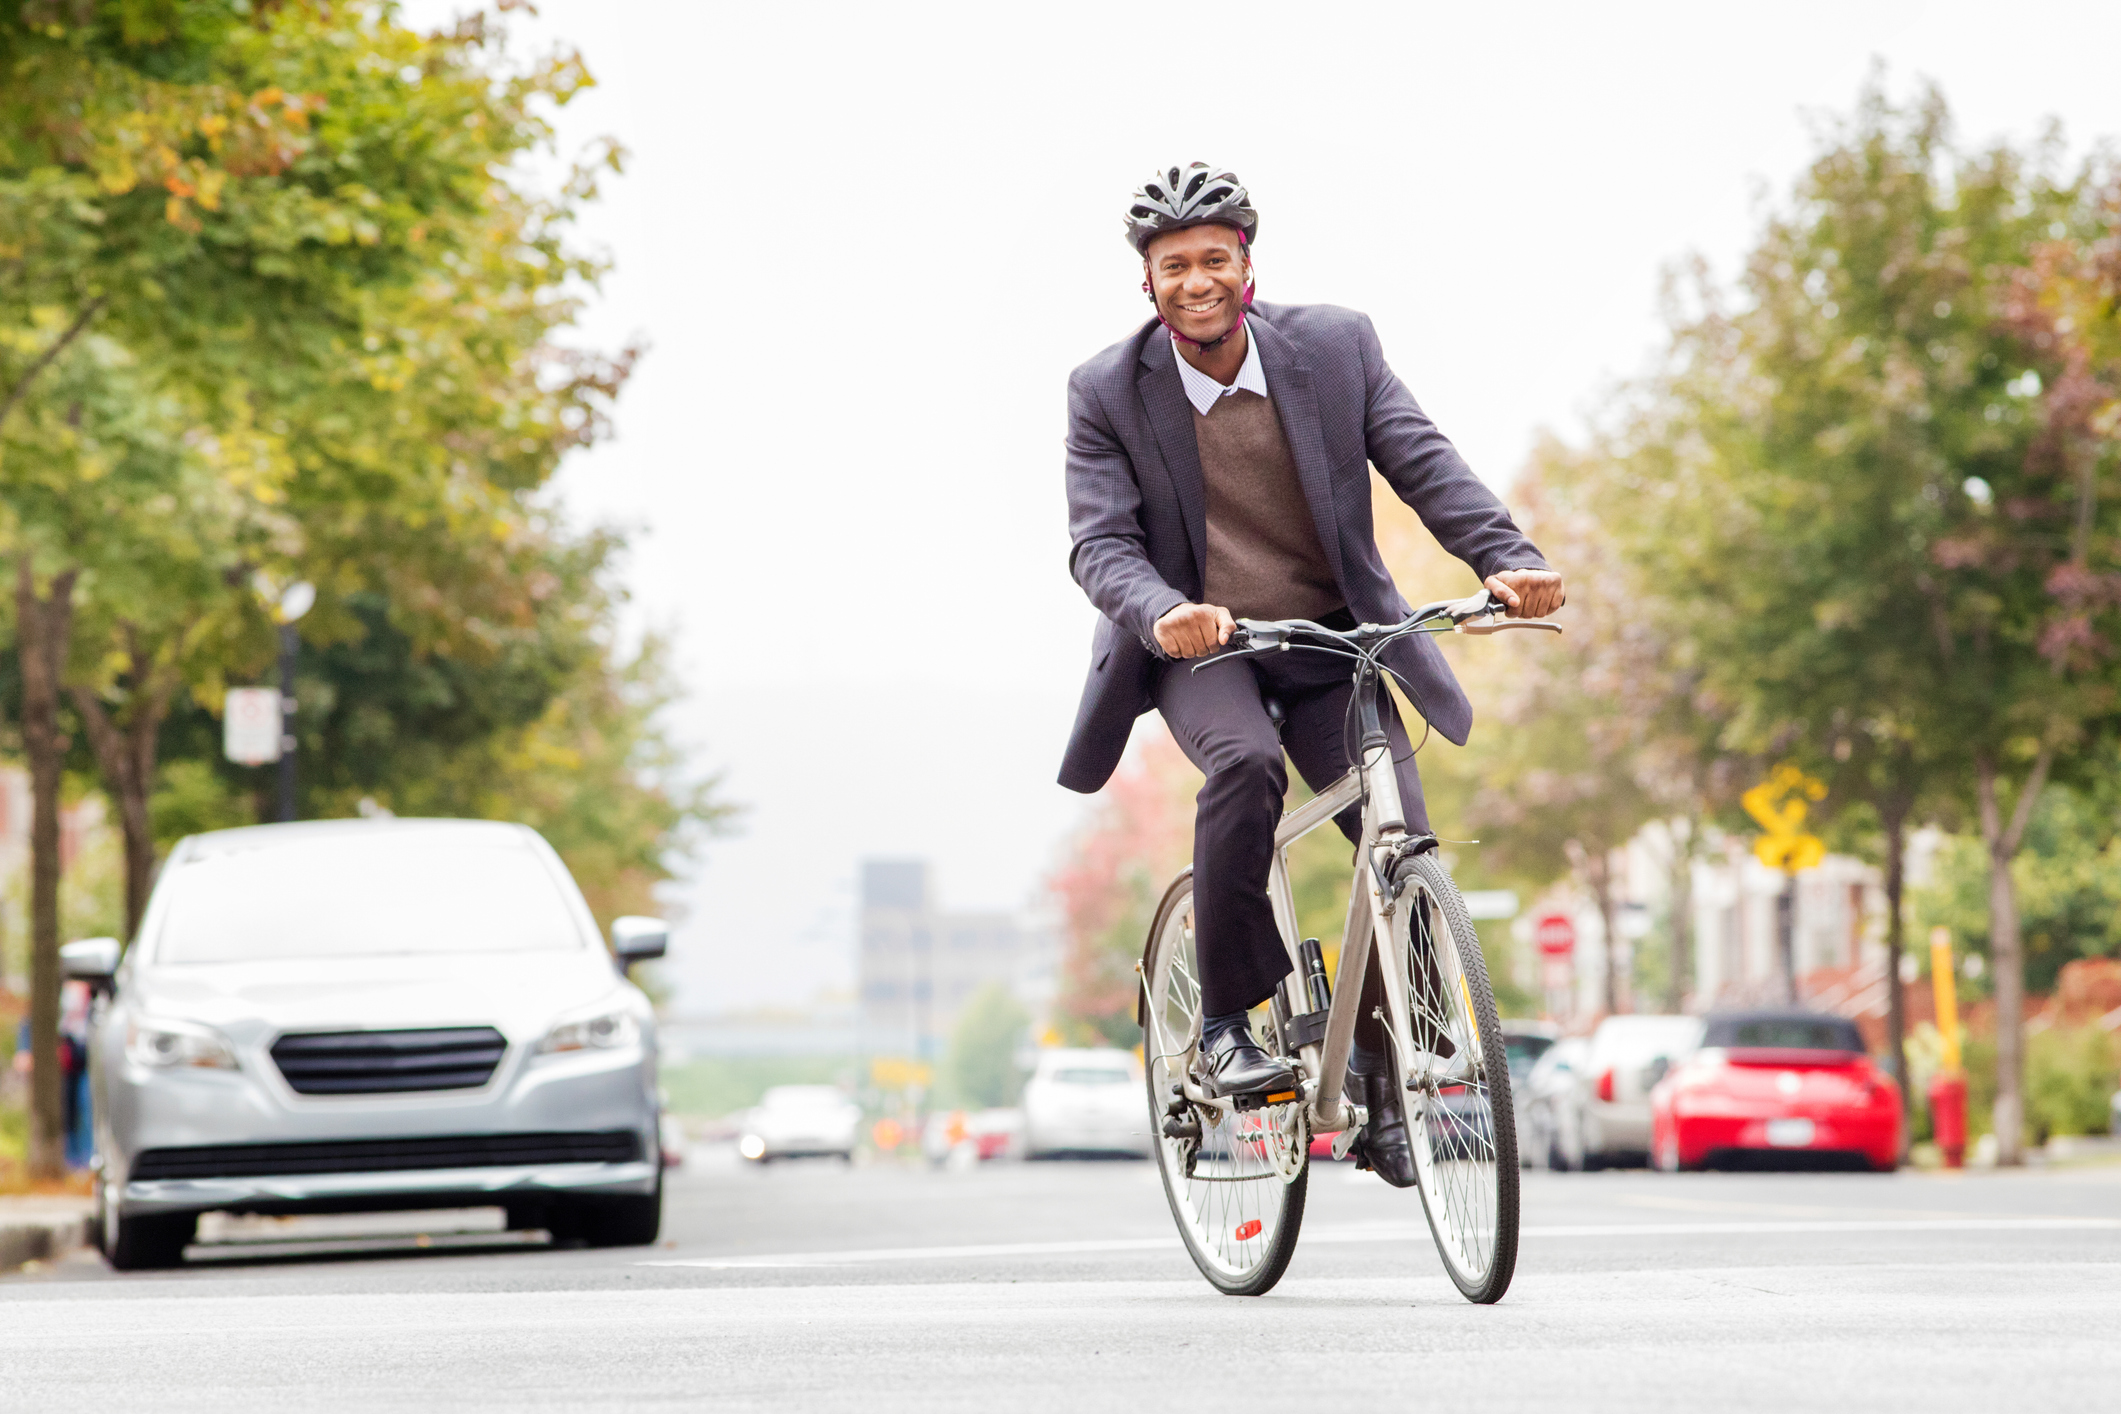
left=1142, top=869, right=1307, bottom=1298
left=1390, top=851, right=1520, bottom=1303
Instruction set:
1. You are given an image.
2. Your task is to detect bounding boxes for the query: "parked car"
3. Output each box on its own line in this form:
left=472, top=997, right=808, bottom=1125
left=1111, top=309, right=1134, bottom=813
left=1651, top=1010, right=1901, bottom=1172
left=69, top=819, right=667, bottom=1271
left=921, top=1107, right=1024, bottom=1164
left=1538, top=1015, right=1705, bottom=1169
left=737, top=1085, right=861, bottom=1163
left=1022, top=1049, right=1150, bottom=1158
left=1502, top=1020, right=1558, bottom=1166
left=1520, top=1035, right=1590, bottom=1169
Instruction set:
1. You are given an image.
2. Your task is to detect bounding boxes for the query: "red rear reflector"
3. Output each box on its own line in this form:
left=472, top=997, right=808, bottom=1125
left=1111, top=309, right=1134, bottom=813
left=1235, top=1220, right=1262, bottom=1241
left=1266, top=1091, right=1296, bottom=1103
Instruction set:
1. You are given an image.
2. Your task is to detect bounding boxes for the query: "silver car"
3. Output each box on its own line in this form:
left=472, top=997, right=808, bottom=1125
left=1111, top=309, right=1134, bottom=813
left=65, top=818, right=668, bottom=1270
left=1536, top=1015, right=1704, bottom=1170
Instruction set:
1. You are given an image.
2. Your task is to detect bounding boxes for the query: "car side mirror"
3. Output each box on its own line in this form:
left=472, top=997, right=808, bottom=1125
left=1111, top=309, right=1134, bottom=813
left=611, top=916, right=669, bottom=971
left=61, top=936, right=122, bottom=990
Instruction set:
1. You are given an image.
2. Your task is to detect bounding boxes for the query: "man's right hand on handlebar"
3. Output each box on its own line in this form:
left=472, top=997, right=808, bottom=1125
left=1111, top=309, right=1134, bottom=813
left=1155, top=601, right=1236, bottom=659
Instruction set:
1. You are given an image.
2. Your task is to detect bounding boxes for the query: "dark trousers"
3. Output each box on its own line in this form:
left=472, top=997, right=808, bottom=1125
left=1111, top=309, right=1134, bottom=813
left=1156, top=629, right=1432, bottom=1045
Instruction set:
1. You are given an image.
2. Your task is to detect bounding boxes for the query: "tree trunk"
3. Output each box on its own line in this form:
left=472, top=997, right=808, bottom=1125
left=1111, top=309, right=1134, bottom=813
left=1666, top=820, right=1694, bottom=1013
left=1585, top=847, right=1625, bottom=1016
left=71, top=661, right=176, bottom=938
left=1880, top=803, right=1911, bottom=1163
left=13, top=560, right=78, bottom=1182
left=1974, top=748, right=2052, bottom=1168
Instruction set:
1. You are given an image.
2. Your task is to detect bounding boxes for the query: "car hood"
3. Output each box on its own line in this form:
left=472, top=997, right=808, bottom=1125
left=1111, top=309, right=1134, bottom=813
left=125, top=949, right=632, bottom=1046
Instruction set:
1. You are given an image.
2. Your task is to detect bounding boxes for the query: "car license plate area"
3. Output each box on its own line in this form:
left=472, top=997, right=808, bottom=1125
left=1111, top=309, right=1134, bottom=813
left=1765, top=1118, right=1816, bottom=1148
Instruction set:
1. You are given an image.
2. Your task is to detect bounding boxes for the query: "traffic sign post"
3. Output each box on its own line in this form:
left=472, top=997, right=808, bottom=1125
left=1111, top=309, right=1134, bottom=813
left=1534, top=913, right=1576, bottom=1020
left=1742, top=764, right=1827, bottom=1004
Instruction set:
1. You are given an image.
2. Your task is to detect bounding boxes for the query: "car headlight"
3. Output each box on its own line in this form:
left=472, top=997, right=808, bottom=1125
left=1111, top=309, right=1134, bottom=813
left=538, top=1007, right=639, bottom=1054
left=126, top=1017, right=239, bottom=1071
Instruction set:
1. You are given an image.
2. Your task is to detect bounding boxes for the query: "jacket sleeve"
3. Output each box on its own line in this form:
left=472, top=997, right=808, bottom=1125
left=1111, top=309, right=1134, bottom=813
left=1065, top=368, right=1189, bottom=653
left=1356, top=314, right=1551, bottom=581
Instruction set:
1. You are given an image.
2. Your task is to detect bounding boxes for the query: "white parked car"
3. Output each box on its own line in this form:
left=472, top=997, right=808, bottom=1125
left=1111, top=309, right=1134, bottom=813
left=737, top=1086, right=861, bottom=1163
left=69, top=819, right=667, bottom=1270
left=1021, top=1048, right=1149, bottom=1158
left=1539, top=1015, right=1705, bottom=1170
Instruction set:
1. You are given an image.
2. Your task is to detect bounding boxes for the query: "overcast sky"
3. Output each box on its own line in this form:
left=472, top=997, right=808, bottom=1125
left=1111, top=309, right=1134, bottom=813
left=405, top=1, right=2121, bottom=1015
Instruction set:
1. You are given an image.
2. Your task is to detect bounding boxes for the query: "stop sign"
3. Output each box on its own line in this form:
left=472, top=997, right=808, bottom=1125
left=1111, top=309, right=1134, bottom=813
left=1534, top=913, right=1577, bottom=957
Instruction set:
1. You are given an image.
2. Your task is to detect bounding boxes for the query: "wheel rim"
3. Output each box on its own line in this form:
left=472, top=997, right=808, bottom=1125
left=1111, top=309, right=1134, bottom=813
left=1397, top=880, right=1503, bottom=1286
left=1146, top=890, right=1298, bottom=1282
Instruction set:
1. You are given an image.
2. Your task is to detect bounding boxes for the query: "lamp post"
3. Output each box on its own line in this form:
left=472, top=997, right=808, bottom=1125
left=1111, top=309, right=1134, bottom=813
left=270, top=581, right=315, bottom=823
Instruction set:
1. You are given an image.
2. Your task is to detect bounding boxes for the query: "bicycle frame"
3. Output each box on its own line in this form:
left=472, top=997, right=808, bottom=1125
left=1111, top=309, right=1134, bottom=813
left=1151, top=659, right=1429, bottom=1140
left=1264, top=659, right=1423, bottom=1137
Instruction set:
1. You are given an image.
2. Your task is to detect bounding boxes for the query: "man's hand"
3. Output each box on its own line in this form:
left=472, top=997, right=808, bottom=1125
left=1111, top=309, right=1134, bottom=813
left=1154, top=601, right=1236, bottom=659
left=1485, top=569, right=1565, bottom=619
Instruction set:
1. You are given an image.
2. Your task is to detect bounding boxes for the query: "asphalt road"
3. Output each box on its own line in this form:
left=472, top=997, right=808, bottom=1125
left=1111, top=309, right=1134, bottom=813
left=3, top=1147, right=2117, bottom=1411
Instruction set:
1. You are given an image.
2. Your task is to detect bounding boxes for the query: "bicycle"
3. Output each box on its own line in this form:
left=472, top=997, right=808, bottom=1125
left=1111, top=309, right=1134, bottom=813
left=1138, top=588, right=1559, bottom=1302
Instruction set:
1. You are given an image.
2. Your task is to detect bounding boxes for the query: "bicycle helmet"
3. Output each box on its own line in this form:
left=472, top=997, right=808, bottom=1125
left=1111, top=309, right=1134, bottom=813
left=1124, top=163, right=1258, bottom=254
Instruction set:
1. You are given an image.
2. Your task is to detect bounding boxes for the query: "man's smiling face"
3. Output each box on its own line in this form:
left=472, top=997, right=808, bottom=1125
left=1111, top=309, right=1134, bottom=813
left=1144, top=223, right=1249, bottom=344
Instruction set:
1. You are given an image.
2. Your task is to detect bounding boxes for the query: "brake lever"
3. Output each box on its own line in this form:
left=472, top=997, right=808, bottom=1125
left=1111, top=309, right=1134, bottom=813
left=1457, top=617, right=1563, bottom=636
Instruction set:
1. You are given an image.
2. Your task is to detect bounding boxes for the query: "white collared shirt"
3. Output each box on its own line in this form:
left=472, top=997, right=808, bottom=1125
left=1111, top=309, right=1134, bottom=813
left=1172, top=317, right=1267, bottom=415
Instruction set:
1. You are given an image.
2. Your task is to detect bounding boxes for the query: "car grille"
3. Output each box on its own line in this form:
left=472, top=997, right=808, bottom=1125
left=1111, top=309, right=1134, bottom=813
left=129, top=1130, right=642, bottom=1181
left=270, top=1027, right=508, bottom=1095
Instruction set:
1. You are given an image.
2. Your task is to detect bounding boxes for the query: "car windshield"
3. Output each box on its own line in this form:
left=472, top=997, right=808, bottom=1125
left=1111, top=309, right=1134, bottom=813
left=154, top=833, right=585, bottom=964
left=1705, top=1016, right=1863, bottom=1051
left=1051, top=1067, right=1131, bottom=1085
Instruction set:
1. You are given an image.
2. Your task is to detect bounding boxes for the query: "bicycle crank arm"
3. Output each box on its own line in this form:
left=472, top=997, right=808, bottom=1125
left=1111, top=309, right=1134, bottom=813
left=1327, top=1106, right=1370, bottom=1161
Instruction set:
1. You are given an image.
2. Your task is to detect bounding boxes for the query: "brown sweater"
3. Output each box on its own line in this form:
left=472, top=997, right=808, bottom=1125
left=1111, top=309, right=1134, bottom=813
left=1192, top=390, right=1345, bottom=622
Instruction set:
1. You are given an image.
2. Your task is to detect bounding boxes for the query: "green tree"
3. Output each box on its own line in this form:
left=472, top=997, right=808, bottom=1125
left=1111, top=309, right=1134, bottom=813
left=945, top=983, right=1029, bottom=1110
left=1616, top=83, right=2112, bottom=1161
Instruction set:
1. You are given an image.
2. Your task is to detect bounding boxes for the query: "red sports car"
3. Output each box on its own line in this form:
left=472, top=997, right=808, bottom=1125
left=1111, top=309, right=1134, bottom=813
left=1650, top=1010, right=1900, bottom=1172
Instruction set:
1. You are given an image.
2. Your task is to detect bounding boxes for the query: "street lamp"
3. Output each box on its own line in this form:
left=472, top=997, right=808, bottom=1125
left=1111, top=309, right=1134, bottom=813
left=270, top=580, right=314, bottom=824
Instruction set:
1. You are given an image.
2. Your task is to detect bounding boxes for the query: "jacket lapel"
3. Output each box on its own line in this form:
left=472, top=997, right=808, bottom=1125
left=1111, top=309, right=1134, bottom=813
left=1136, top=334, right=1208, bottom=592
left=1249, top=314, right=1347, bottom=588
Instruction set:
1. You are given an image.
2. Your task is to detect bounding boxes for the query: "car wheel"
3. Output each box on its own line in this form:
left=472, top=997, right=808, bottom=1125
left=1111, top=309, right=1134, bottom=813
left=552, top=1167, right=663, bottom=1248
left=105, top=1210, right=196, bottom=1271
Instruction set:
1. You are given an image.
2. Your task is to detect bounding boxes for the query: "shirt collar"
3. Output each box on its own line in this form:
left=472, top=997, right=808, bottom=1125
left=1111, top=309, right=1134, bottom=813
left=1171, top=317, right=1267, bottom=415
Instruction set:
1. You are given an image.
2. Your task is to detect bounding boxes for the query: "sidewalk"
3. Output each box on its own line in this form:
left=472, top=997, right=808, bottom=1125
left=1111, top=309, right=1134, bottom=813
left=0, top=1197, right=94, bottom=1275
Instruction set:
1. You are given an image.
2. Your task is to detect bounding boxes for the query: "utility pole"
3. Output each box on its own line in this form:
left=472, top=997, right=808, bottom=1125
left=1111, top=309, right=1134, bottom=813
left=261, top=579, right=315, bottom=824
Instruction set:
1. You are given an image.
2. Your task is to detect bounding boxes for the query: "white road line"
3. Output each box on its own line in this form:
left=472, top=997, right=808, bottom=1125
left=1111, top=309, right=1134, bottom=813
left=638, top=1216, right=2121, bottom=1268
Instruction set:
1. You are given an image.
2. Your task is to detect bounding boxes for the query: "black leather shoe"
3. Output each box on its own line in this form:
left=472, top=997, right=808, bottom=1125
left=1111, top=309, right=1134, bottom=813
left=1195, top=1025, right=1298, bottom=1100
left=1347, top=1065, right=1418, bottom=1188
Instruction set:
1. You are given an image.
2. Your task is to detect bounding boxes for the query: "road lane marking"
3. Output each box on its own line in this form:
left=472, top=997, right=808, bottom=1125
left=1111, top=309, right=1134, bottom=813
left=638, top=1216, right=2121, bottom=1268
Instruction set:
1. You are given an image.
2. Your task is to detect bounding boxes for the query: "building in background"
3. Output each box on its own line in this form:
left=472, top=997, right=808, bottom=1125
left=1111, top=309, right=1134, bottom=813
left=857, top=859, right=1054, bottom=1064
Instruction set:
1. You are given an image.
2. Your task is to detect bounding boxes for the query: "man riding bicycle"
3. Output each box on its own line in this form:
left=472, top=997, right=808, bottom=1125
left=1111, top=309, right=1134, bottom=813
left=1059, top=163, right=1563, bottom=1188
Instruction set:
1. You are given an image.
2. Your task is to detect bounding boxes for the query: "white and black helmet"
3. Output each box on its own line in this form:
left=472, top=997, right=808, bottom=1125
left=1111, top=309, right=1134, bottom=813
left=1124, top=163, right=1257, bottom=254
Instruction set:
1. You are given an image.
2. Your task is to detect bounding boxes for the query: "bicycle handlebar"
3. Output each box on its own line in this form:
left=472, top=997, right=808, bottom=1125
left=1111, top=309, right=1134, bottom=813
left=1225, top=590, right=1562, bottom=655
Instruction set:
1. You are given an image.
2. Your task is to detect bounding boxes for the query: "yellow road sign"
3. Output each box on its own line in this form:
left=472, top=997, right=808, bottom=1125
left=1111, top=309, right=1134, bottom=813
left=1743, top=763, right=1827, bottom=877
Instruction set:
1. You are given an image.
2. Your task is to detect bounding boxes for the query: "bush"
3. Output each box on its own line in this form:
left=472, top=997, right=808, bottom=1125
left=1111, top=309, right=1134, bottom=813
left=2027, top=1026, right=2120, bottom=1140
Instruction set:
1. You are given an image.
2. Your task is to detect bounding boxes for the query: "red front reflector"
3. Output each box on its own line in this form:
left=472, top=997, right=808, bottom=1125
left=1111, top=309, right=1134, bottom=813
left=1235, top=1220, right=1262, bottom=1241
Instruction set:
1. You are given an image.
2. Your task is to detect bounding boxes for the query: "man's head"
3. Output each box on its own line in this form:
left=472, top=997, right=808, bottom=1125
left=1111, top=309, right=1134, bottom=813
left=1124, top=162, right=1258, bottom=349
left=1143, top=223, right=1251, bottom=348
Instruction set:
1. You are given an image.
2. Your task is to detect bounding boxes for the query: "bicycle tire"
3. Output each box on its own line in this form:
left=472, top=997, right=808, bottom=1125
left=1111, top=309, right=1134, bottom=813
left=1141, top=869, right=1308, bottom=1298
left=1390, top=851, right=1520, bottom=1303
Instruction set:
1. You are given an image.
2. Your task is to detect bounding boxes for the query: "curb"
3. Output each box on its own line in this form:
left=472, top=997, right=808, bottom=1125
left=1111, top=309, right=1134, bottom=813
left=0, top=1212, right=93, bottom=1275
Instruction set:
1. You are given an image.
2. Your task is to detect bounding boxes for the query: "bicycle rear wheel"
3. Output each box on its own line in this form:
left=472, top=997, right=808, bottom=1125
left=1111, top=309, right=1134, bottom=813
left=1142, top=869, right=1307, bottom=1297
left=1390, top=851, right=1519, bottom=1303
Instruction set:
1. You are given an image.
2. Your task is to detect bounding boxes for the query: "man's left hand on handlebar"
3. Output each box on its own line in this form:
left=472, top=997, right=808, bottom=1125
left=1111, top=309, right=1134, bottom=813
left=1483, top=569, right=1565, bottom=620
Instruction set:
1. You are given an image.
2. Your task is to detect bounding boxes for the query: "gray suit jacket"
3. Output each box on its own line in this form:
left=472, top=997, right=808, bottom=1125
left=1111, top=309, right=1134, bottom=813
left=1059, top=300, right=1549, bottom=794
